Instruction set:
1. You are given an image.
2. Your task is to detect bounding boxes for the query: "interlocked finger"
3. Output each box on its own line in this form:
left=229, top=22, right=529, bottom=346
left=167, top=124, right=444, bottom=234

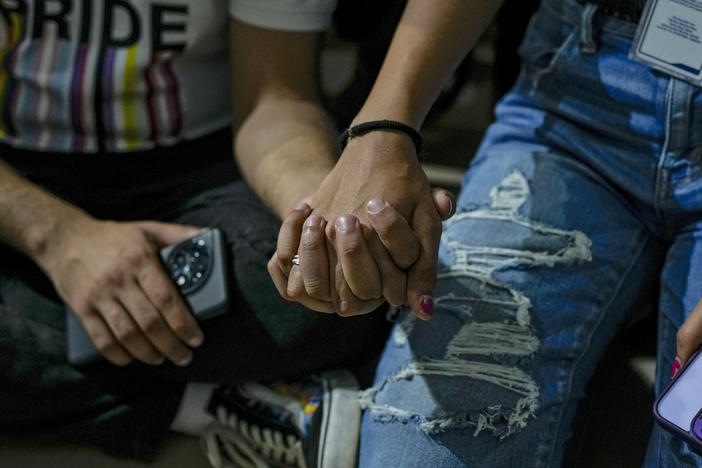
left=364, top=227, right=407, bottom=307
left=276, top=203, right=312, bottom=275
left=366, top=198, right=421, bottom=269
left=333, top=214, right=382, bottom=301
left=299, top=215, right=331, bottom=300
left=267, top=253, right=333, bottom=313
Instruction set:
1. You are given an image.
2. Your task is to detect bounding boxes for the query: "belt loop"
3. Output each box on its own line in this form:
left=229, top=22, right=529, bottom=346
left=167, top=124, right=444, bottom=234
left=579, top=3, right=599, bottom=54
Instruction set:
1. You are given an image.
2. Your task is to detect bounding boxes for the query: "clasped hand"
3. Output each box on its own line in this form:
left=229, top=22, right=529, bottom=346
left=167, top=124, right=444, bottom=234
left=268, top=133, right=455, bottom=319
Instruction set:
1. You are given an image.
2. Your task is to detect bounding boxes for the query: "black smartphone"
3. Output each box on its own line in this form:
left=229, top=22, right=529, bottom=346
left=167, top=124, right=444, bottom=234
left=66, top=227, right=229, bottom=366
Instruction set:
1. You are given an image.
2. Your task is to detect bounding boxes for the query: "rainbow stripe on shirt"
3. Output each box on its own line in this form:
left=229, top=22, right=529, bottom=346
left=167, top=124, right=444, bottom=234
left=0, top=0, right=231, bottom=153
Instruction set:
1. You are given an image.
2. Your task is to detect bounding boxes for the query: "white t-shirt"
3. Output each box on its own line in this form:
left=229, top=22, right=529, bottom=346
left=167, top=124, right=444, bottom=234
left=0, top=0, right=336, bottom=153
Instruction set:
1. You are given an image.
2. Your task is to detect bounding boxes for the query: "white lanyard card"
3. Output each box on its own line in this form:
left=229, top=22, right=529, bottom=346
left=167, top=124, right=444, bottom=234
left=630, top=0, right=702, bottom=85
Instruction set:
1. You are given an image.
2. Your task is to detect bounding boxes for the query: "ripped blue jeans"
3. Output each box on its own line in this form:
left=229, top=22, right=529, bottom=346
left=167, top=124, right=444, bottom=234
left=359, top=0, right=702, bottom=466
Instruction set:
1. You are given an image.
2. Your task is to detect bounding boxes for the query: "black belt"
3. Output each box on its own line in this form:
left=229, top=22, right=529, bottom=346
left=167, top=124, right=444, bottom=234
left=575, top=0, right=644, bottom=22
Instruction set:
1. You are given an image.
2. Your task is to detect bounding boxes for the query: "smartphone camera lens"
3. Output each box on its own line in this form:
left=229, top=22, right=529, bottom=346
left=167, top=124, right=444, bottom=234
left=166, top=237, right=213, bottom=294
left=694, top=417, right=702, bottom=441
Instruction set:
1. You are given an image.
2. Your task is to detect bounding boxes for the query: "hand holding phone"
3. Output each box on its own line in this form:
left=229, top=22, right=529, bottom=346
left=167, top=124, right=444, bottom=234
left=66, top=227, right=229, bottom=367
left=654, top=348, right=702, bottom=452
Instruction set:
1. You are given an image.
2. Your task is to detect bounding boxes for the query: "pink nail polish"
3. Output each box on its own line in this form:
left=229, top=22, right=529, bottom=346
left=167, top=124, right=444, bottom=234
left=296, top=202, right=309, bottom=211
left=420, top=295, right=434, bottom=317
left=671, top=358, right=681, bottom=378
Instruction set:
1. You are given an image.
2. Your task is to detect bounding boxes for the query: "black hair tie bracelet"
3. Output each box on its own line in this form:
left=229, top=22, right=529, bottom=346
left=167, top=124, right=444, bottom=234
left=339, top=120, right=423, bottom=154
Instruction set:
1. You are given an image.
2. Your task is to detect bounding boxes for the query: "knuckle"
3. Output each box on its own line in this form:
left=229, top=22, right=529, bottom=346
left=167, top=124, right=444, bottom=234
left=277, top=249, right=295, bottom=264
left=381, top=207, right=404, bottom=227
left=95, top=337, right=119, bottom=356
left=385, top=286, right=406, bottom=307
left=371, top=216, right=393, bottom=237
left=99, top=265, right=126, bottom=287
left=151, top=288, right=174, bottom=310
left=340, top=238, right=362, bottom=257
left=170, top=320, right=190, bottom=337
left=353, top=287, right=381, bottom=302
left=115, top=325, right=139, bottom=344
left=394, top=251, right=416, bottom=270
left=337, top=298, right=361, bottom=317
left=267, top=257, right=277, bottom=273
left=122, top=246, right=149, bottom=267
left=141, top=315, right=162, bottom=335
left=301, top=235, right=320, bottom=251
left=84, top=281, right=104, bottom=302
left=304, top=279, right=325, bottom=298
left=102, top=306, right=123, bottom=324
left=286, top=285, right=301, bottom=299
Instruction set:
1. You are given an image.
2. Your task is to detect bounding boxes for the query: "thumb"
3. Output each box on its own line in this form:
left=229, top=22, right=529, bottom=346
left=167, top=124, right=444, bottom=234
left=134, top=221, right=203, bottom=248
left=431, top=188, right=456, bottom=221
left=673, top=297, right=702, bottom=377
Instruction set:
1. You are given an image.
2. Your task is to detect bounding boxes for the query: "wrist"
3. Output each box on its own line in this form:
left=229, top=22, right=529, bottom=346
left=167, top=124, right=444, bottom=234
left=29, top=208, right=95, bottom=271
left=340, top=120, right=422, bottom=155
left=341, top=127, right=421, bottom=167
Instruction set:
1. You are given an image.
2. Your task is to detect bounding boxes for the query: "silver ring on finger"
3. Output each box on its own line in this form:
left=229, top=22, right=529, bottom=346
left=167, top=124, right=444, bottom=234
left=292, top=254, right=300, bottom=266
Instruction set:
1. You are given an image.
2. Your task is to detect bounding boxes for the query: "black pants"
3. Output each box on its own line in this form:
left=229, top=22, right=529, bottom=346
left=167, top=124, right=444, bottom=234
left=0, top=130, right=390, bottom=460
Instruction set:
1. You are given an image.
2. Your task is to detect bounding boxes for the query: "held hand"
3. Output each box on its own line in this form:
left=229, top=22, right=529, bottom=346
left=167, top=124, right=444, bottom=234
left=268, top=187, right=456, bottom=316
left=39, top=219, right=204, bottom=367
left=310, top=132, right=450, bottom=318
left=672, top=297, right=702, bottom=377
left=268, top=203, right=393, bottom=314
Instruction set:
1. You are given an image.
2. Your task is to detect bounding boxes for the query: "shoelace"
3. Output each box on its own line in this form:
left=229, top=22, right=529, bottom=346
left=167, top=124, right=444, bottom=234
left=202, top=422, right=267, bottom=468
left=201, top=405, right=307, bottom=468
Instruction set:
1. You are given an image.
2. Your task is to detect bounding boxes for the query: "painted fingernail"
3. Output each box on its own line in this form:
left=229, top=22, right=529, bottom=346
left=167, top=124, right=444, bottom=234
left=367, top=198, right=387, bottom=215
left=304, top=215, right=323, bottom=231
left=336, top=215, right=357, bottom=233
left=671, top=357, right=681, bottom=378
left=296, top=202, right=310, bottom=211
left=420, top=295, right=434, bottom=318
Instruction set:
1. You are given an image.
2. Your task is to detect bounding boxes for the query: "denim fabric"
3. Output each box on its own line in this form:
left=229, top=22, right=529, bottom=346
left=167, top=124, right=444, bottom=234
left=359, top=0, right=702, bottom=466
left=0, top=134, right=390, bottom=460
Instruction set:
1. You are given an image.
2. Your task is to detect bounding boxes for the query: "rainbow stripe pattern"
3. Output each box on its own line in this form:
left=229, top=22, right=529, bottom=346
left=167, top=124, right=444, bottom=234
left=0, top=0, right=231, bottom=153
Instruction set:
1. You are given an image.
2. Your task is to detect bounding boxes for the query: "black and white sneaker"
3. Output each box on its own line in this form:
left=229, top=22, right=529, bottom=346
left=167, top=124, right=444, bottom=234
left=201, top=370, right=360, bottom=468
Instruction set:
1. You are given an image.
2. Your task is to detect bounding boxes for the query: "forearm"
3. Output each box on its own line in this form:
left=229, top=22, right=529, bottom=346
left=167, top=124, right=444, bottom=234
left=0, top=162, right=91, bottom=264
left=354, top=0, right=504, bottom=128
left=228, top=20, right=338, bottom=219
left=235, top=95, right=337, bottom=218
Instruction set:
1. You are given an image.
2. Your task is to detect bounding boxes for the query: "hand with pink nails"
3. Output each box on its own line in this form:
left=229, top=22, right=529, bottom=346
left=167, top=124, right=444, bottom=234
left=267, top=131, right=456, bottom=320
left=672, top=297, right=702, bottom=378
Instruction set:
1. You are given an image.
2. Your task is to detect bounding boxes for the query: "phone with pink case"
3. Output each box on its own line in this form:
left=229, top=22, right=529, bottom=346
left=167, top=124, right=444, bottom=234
left=654, top=348, right=702, bottom=452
